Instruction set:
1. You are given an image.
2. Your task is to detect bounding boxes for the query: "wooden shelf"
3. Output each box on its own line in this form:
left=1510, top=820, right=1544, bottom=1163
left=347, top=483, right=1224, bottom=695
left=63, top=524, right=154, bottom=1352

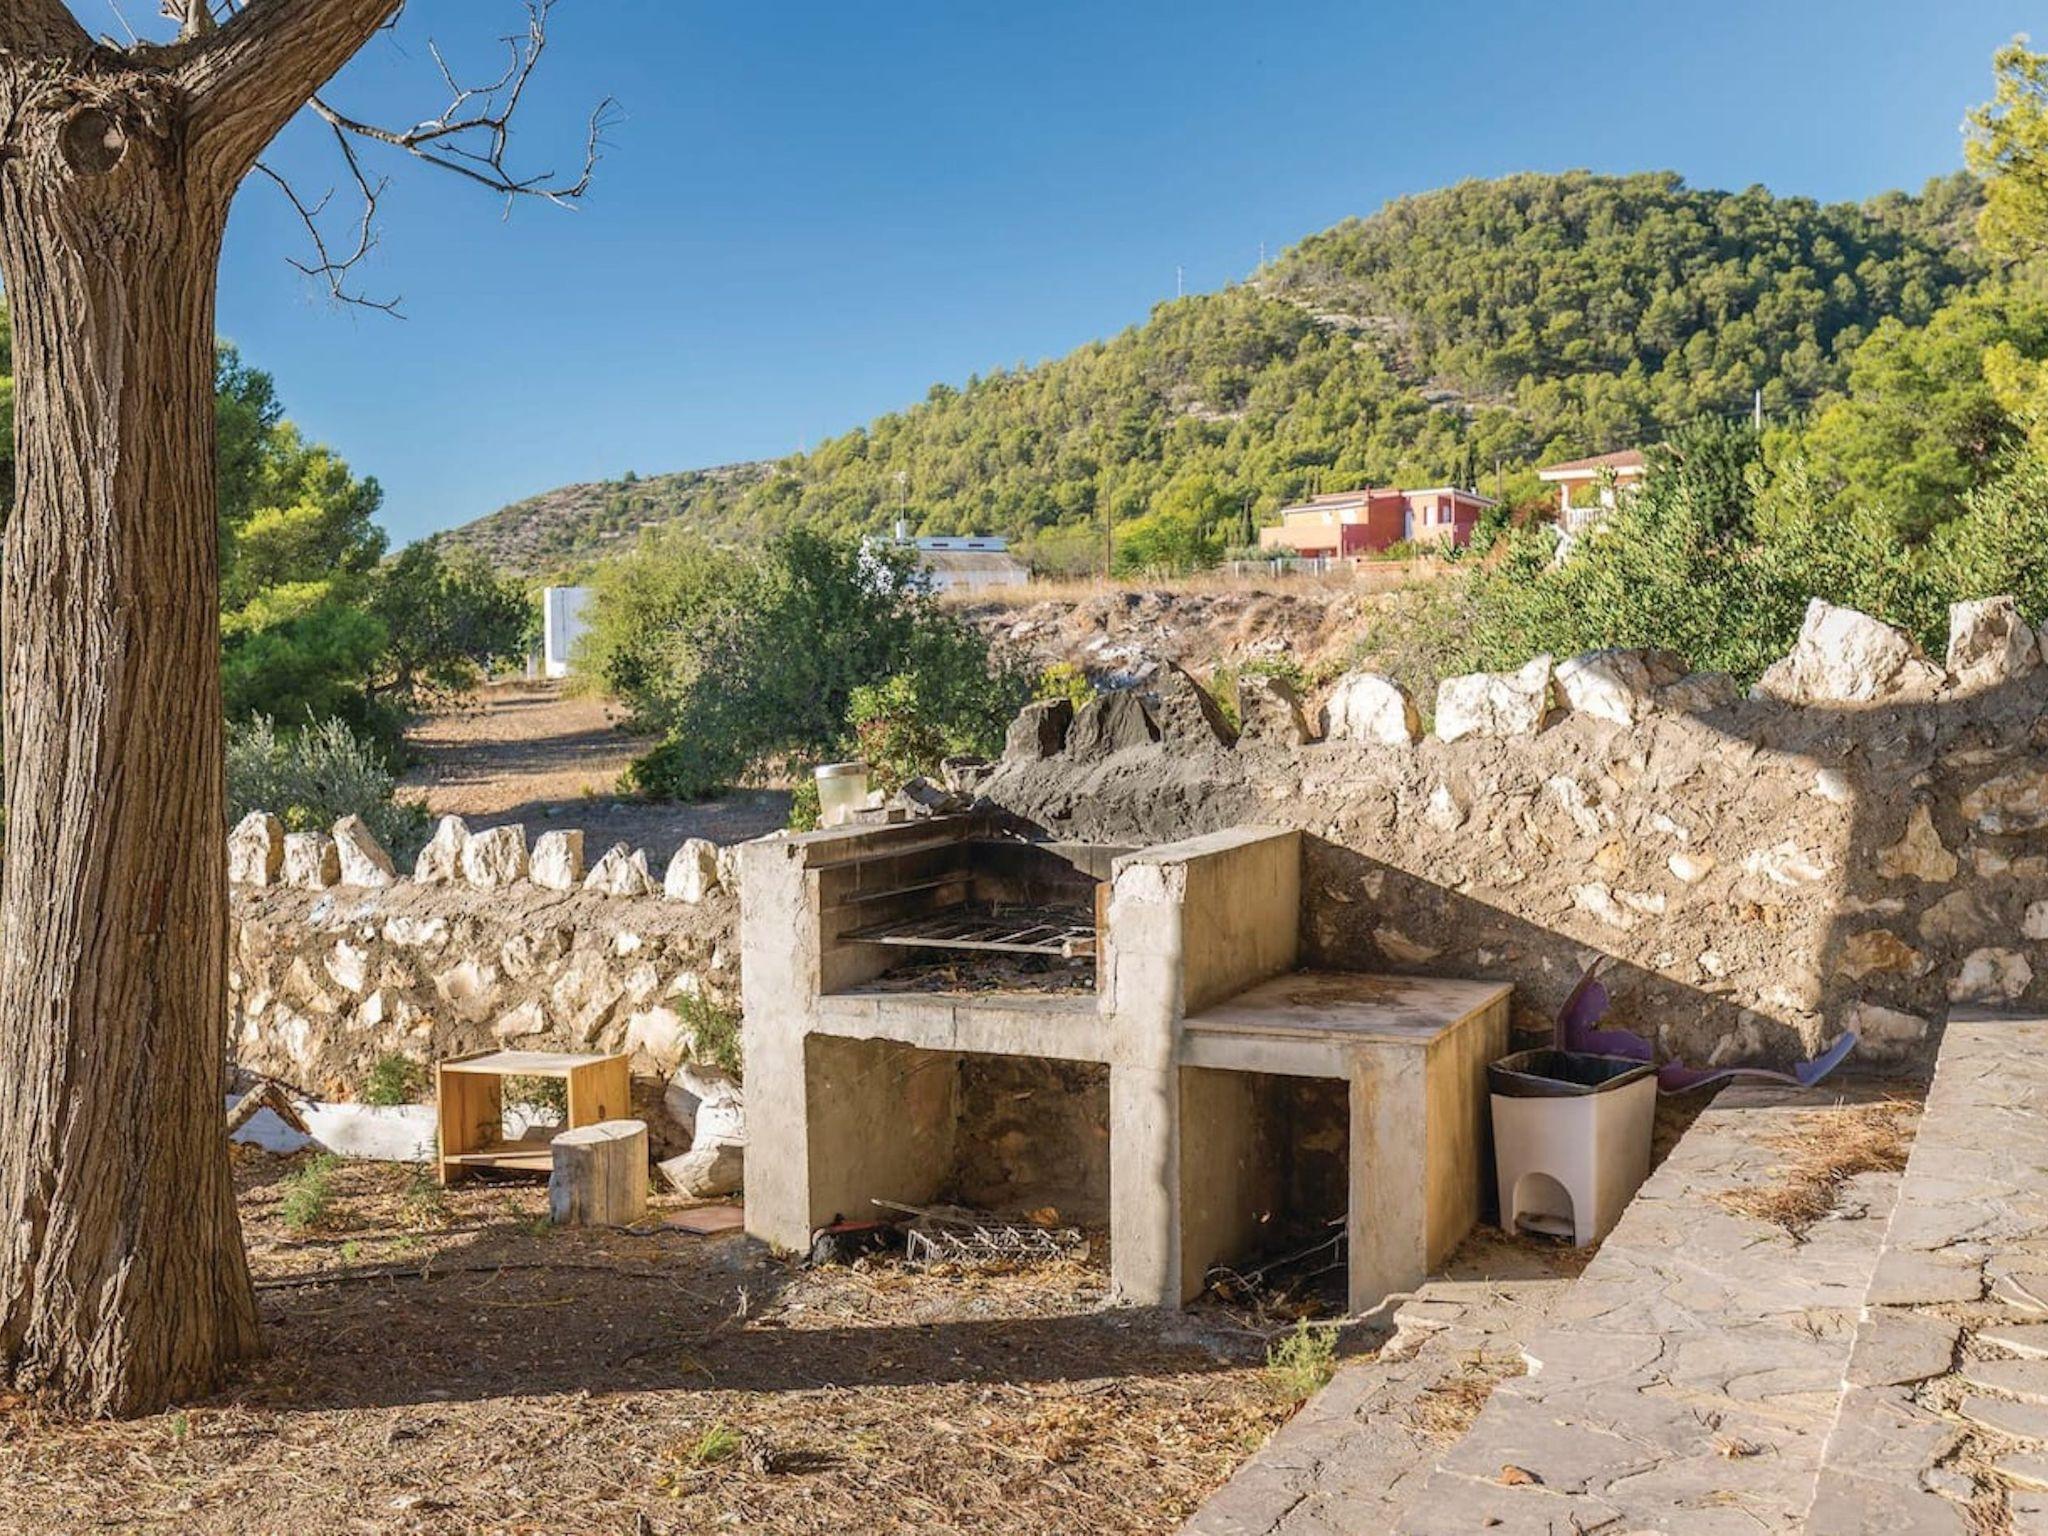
left=436, top=1049, right=630, bottom=1187
left=441, top=1139, right=557, bottom=1174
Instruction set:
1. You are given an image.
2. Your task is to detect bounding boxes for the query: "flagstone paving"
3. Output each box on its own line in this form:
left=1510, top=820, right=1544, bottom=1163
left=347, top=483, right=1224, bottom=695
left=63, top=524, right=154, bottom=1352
left=1806, top=1008, right=2048, bottom=1534
left=1181, top=1254, right=1578, bottom=1536
left=1395, top=1082, right=1909, bottom=1535
left=1184, top=1082, right=1917, bottom=1535
left=1186, top=1010, right=2048, bottom=1532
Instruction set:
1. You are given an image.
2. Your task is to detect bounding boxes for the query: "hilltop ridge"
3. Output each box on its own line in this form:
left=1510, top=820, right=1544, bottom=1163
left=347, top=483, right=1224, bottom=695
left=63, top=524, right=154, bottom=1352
left=441, top=169, right=1983, bottom=578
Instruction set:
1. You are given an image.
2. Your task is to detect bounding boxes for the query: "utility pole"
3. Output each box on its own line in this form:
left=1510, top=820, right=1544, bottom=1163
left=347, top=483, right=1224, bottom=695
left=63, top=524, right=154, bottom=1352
left=1176, top=264, right=1184, bottom=300
left=1753, top=388, right=1764, bottom=430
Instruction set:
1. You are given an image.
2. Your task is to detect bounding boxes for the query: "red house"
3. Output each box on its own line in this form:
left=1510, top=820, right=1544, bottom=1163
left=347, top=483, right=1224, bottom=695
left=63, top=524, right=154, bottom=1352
left=1257, top=486, right=1496, bottom=558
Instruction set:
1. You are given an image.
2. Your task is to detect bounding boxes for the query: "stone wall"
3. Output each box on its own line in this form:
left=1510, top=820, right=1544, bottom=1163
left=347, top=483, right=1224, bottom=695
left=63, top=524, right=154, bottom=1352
left=227, top=593, right=2048, bottom=1114
left=981, top=597, right=2048, bottom=1069
left=228, top=813, right=739, bottom=1159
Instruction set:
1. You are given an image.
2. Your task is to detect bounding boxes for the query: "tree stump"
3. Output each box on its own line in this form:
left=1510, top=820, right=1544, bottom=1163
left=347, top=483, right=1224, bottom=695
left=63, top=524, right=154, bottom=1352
left=547, top=1119, right=649, bottom=1227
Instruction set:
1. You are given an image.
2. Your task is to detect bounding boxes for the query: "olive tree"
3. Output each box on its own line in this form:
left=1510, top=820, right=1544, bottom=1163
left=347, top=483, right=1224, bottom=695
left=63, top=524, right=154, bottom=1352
left=0, top=0, right=601, bottom=1416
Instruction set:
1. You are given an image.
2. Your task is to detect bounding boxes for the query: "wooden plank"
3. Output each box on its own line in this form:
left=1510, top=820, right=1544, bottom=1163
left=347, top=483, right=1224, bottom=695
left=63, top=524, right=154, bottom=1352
left=444, top=1139, right=556, bottom=1173
left=438, top=1067, right=504, bottom=1186
left=440, top=1049, right=617, bottom=1076
left=567, top=1055, right=630, bottom=1129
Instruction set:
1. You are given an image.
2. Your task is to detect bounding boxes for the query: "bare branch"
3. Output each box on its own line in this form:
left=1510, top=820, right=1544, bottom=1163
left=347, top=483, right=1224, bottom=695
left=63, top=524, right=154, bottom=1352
left=252, top=134, right=398, bottom=314
left=0, top=1, right=93, bottom=59
left=192, top=0, right=606, bottom=313
left=179, top=0, right=400, bottom=185
left=307, top=1, right=616, bottom=210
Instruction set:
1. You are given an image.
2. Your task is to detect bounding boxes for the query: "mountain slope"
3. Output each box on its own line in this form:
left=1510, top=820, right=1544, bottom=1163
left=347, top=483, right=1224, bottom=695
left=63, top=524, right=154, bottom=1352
left=438, top=461, right=771, bottom=577
left=446, top=170, right=1984, bottom=578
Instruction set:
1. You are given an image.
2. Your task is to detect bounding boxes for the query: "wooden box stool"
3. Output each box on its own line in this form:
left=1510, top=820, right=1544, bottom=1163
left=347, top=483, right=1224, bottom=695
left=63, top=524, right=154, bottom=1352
left=435, top=1049, right=631, bottom=1186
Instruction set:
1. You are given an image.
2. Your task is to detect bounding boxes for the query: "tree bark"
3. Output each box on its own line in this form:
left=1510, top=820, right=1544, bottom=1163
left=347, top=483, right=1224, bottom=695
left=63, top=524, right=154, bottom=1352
left=0, top=64, right=260, bottom=1417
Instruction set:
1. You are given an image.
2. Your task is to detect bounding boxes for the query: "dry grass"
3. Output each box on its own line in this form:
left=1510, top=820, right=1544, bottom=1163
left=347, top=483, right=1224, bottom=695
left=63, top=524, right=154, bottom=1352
left=0, top=1156, right=1287, bottom=1536
left=1717, top=1099, right=1917, bottom=1238
left=1410, top=1351, right=1526, bottom=1442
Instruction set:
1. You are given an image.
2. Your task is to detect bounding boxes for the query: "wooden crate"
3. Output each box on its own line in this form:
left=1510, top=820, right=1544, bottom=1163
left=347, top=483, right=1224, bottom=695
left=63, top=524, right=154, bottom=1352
left=435, top=1049, right=631, bottom=1186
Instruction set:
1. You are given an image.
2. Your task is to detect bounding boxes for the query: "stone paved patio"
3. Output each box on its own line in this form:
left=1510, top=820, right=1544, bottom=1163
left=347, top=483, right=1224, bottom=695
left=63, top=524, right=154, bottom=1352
left=1395, top=1082, right=1909, bottom=1534
left=1181, top=1237, right=1580, bottom=1536
left=1185, top=1079, right=1926, bottom=1535
left=1808, top=1008, right=2048, bottom=1534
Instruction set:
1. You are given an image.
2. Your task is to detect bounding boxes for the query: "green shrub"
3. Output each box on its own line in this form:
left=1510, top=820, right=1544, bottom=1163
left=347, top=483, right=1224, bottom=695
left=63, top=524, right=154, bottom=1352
left=785, top=774, right=822, bottom=833
left=592, top=529, right=1024, bottom=802
left=622, top=734, right=747, bottom=802
left=848, top=652, right=1027, bottom=796
left=360, top=1054, right=425, bottom=1108
left=278, top=1153, right=340, bottom=1234
left=1264, top=1321, right=1339, bottom=1403
left=679, top=992, right=744, bottom=1076
left=227, top=713, right=430, bottom=859
left=1452, top=418, right=2048, bottom=693
left=1339, top=577, right=1484, bottom=711
left=1033, top=661, right=1095, bottom=709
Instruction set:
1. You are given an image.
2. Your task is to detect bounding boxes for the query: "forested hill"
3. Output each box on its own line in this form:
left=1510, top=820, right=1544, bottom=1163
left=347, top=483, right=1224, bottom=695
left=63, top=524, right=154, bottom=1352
left=446, top=170, right=1985, bottom=578
left=437, top=461, right=771, bottom=576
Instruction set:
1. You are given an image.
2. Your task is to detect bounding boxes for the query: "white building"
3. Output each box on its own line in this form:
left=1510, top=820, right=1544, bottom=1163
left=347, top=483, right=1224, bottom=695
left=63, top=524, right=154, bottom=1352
left=869, top=523, right=1029, bottom=594
left=541, top=585, right=591, bottom=679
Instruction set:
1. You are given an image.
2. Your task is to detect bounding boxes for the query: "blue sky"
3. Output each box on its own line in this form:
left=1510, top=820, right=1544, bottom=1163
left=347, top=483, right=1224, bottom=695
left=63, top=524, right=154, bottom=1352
left=212, top=0, right=2034, bottom=545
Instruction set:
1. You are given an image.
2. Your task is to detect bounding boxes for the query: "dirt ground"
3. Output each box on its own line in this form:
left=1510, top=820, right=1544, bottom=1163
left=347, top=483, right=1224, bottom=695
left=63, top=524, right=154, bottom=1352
left=0, top=1157, right=1292, bottom=1536
left=399, top=681, right=790, bottom=864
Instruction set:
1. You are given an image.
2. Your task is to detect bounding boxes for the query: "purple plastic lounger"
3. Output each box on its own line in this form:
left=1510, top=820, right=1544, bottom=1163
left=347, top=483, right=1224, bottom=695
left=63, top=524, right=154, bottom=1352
left=1553, top=963, right=1857, bottom=1094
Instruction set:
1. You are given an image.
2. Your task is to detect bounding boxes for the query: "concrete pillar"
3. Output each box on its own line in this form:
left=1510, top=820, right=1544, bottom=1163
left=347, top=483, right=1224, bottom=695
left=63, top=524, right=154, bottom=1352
left=802, top=1035, right=957, bottom=1227
left=738, top=837, right=823, bottom=1254
left=1104, top=829, right=1303, bottom=1308
left=1347, top=1044, right=1428, bottom=1315
left=1105, top=858, right=1186, bottom=1306
left=1176, top=1066, right=1275, bottom=1303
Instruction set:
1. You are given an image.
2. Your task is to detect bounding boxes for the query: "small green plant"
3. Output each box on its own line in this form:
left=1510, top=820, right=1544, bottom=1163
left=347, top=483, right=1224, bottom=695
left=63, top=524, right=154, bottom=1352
left=1206, top=655, right=1307, bottom=734
left=679, top=991, right=744, bottom=1076
left=339, top=1239, right=362, bottom=1264
left=1239, top=653, right=1310, bottom=692
left=167, top=1412, right=190, bottom=1444
left=1033, top=661, right=1094, bottom=709
left=681, top=1423, right=741, bottom=1471
left=360, top=1053, right=425, bottom=1107
left=278, top=1152, right=340, bottom=1234
left=1264, top=1321, right=1339, bottom=1404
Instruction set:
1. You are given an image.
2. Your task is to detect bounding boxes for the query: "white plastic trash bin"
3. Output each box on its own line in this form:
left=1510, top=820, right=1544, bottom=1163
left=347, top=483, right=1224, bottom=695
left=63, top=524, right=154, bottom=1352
left=1489, top=1049, right=1656, bottom=1247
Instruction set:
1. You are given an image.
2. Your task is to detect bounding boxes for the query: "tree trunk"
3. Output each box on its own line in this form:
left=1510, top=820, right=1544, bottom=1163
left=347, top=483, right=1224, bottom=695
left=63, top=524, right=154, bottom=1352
left=0, top=81, right=259, bottom=1416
